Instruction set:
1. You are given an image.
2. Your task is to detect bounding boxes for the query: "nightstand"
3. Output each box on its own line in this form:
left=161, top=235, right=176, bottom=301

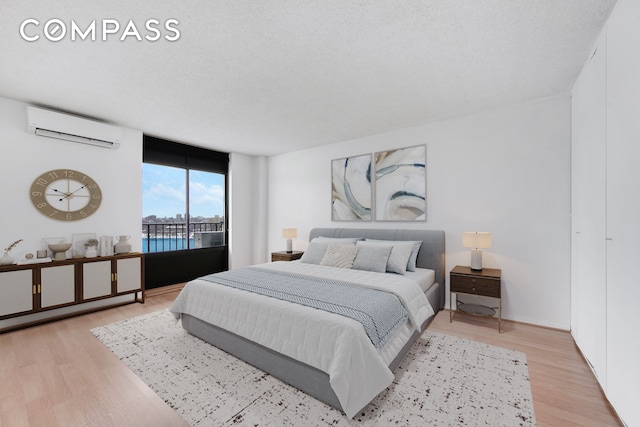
left=271, top=251, right=304, bottom=262
left=450, top=265, right=502, bottom=332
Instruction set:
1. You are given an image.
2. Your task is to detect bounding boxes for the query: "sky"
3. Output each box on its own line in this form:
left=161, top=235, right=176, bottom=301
left=142, top=163, right=225, bottom=219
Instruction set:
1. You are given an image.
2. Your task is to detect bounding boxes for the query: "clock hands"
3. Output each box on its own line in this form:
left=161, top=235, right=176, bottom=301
left=63, top=185, right=86, bottom=199
left=50, top=188, right=69, bottom=201
left=51, top=185, right=86, bottom=201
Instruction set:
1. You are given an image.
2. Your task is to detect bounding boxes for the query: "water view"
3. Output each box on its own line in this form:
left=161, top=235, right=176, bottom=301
left=142, top=237, right=193, bottom=253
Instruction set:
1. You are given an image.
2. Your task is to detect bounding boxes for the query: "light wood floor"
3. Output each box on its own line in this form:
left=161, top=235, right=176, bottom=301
left=0, top=286, right=622, bottom=427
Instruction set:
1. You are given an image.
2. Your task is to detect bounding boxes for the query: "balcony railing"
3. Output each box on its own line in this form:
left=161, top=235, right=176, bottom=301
left=142, top=222, right=225, bottom=253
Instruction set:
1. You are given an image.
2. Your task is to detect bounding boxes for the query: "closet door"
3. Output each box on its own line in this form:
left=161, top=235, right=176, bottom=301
left=570, top=34, right=607, bottom=386
left=606, top=3, right=640, bottom=424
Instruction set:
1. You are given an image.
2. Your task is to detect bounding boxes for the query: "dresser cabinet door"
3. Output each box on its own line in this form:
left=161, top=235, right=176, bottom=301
left=116, top=257, right=142, bottom=293
left=0, top=270, right=33, bottom=317
left=40, top=264, right=76, bottom=308
left=82, top=260, right=113, bottom=300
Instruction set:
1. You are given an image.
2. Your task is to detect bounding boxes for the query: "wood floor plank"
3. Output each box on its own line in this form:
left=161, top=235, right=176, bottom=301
left=0, top=289, right=622, bottom=427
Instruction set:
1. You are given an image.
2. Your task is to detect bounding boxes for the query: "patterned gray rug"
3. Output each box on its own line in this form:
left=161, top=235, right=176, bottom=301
left=91, top=310, right=535, bottom=427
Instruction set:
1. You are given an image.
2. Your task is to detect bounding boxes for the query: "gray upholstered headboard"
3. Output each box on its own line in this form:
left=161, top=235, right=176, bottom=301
left=309, top=228, right=446, bottom=309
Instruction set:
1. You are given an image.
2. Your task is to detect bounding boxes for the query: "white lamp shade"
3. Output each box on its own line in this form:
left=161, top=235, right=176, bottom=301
left=282, top=228, right=297, bottom=239
left=282, top=228, right=297, bottom=253
left=462, top=232, right=492, bottom=249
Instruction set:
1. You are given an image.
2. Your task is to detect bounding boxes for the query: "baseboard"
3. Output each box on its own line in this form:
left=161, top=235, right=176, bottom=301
left=145, top=282, right=186, bottom=297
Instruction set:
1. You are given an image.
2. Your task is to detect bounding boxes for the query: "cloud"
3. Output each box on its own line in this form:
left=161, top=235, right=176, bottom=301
left=189, top=181, right=225, bottom=215
left=144, top=182, right=186, bottom=203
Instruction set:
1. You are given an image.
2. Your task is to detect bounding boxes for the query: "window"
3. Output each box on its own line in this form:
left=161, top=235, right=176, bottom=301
left=142, top=136, right=228, bottom=254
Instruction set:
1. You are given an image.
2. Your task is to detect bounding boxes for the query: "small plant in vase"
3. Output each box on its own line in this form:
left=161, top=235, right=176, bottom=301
left=84, top=238, right=99, bottom=258
left=1, top=239, right=23, bottom=265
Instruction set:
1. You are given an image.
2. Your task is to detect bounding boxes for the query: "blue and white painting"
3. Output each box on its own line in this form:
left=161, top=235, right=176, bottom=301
left=331, top=154, right=372, bottom=221
left=374, top=145, right=426, bottom=221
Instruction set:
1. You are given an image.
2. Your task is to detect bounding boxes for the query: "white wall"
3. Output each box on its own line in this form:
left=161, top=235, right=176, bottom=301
left=268, top=95, right=572, bottom=329
left=0, top=97, right=142, bottom=259
left=229, top=153, right=268, bottom=268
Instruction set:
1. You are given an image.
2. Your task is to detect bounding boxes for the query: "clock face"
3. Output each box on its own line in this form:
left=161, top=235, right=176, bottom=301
left=30, top=169, right=102, bottom=221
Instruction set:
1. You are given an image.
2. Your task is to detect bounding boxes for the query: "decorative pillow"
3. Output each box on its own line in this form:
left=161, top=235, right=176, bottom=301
left=387, top=242, right=415, bottom=274
left=366, top=239, right=422, bottom=271
left=300, top=240, right=330, bottom=264
left=300, top=238, right=358, bottom=265
left=360, top=240, right=413, bottom=274
left=405, top=241, right=422, bottom=271
left=351, top=242, right=393, bottom=273
left=320, top=244, right=358, bottom=268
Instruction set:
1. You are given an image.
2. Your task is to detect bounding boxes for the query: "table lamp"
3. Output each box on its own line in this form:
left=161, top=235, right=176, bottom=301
left=463, top=232, right=492, bottom=270
left=282, top=228, right=297, bottom=253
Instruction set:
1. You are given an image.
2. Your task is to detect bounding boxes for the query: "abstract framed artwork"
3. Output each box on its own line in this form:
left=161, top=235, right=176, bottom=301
left=331, top=153, right=372, bottom=221
left=374, top=144, right=426, bottom=221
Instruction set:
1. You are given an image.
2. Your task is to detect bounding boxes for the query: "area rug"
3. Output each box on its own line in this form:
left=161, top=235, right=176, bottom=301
left=91, top=310, right=536, bottom=427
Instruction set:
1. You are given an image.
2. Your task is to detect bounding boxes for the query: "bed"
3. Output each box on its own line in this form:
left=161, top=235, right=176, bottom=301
left=169, top=228, right=445, bottom=418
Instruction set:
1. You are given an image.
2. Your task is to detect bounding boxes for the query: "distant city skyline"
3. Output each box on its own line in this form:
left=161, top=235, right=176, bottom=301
left=142, top=163, right=225, bottom=219
left=142, top=213, right=224, bottom=221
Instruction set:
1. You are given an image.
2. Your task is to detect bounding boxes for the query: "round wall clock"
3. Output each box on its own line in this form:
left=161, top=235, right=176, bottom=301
left=30, top=169, right=102, bottom=221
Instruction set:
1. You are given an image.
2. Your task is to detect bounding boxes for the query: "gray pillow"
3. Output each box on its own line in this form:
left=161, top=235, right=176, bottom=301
left=366, top=239, right=422, bottom=271
left=358, top=240, right=413, bottom=274
left=405, top=241, right=422, bottom=271
left=351, top=243, right=393, bottom=273
left=300, top=240, right=330, bottom=264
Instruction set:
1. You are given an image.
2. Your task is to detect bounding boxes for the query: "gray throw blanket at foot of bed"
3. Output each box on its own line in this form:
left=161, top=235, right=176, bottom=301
left=201, top=266, right=408, bottom=350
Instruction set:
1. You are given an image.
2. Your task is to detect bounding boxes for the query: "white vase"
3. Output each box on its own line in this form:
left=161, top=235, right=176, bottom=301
left=114, top=235, right=131, bottom=254
left=0, top=251, right=15, bottom=266
left=85, top=246, right=97, bottom=258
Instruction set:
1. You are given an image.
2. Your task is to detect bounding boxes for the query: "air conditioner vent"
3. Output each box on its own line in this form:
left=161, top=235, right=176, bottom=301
left=27, top=106, right=122, bottom=149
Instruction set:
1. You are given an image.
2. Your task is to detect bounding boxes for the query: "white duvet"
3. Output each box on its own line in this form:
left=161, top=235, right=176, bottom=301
left=169, top=261, right=434, bottom=418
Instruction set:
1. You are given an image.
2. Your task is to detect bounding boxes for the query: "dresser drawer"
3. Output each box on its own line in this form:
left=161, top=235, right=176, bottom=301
left=450, top=274, right=500, bottom=298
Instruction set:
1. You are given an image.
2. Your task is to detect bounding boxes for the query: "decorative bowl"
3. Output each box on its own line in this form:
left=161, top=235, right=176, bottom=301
left=48, top=243, right=72, bottom=261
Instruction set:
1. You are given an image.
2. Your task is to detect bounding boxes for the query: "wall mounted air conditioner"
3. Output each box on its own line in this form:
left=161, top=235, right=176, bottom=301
left=26, top=106, right=122, bottom=149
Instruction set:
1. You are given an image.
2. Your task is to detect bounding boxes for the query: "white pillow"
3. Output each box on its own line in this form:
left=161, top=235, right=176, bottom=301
left=351, top=242, right=393, bottom=273
left=366, top=239, right=422, bottom=271
left=320, top=244, right=357, bottom=268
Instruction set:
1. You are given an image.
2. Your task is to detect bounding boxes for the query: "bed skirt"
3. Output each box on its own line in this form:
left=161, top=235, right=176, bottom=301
left=181, top=310, right=434, bottom=414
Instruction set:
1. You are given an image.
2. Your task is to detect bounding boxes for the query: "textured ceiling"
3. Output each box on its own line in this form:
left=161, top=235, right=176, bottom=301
left=0, top=1, right=616, bottom=156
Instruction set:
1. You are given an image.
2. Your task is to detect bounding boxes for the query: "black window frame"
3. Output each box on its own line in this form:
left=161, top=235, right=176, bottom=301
left=142, top=135, right=229, bottom=288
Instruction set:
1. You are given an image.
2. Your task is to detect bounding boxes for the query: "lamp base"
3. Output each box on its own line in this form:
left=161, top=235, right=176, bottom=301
left=286, top=239, right=292, bottom=253
left=470, top=249, right=483, bottom=270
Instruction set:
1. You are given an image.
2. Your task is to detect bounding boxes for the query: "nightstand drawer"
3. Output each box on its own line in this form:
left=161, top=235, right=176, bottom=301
left=450, top=274, right=500, bottom=298
left=271, top=251, right=304, bottom=262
